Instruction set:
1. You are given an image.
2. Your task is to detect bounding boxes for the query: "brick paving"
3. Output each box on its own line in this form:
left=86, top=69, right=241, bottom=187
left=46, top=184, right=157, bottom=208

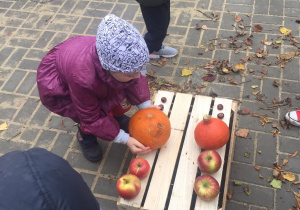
left=0, top=0, right=300, bottom=209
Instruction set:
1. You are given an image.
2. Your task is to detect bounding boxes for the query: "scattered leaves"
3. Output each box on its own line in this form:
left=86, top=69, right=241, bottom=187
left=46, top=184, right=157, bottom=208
left=235, top=129, right=249, bottom=138
left=243, top=185, right=251, bottom=195
left=0, top=122, right=8, bottom=131
left=289, top=151, right=298, bottom=158
left=181, top=69, right=192, bottom=76
left=270, top=179, right=282, bottom=189
left=282, top=159, right=288, bottom=166
left=280, top=27, right=292, bottom=35
left=254, top=24, right=263, bottom=32
left=235, top=63, right=245, bottom=70
left=284, top=173, right=296, bottom=182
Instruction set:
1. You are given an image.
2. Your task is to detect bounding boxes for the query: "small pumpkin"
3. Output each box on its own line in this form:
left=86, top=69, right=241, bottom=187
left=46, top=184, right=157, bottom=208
left=194, top=115, right=230, bottom=150
left=129, top=108, right=171, bottom=150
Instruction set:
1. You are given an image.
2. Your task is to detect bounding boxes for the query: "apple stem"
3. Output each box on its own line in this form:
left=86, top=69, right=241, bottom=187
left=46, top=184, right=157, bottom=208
left=123, top=178, right=129, bottom=184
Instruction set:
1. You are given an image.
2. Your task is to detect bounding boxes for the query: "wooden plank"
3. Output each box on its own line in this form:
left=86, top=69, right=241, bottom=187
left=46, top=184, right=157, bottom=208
left=195, top=98, right=233, bottom=210
left=221, top=100, right=239, bottom=210
left=118, top=91, right=175, bottom=210
left=143, top=93, right=193, bottom=210
left=168, top=95, right=213, bottom=210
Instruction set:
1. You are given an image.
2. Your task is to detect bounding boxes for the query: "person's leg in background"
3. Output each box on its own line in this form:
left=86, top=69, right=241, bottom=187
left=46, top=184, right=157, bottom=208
left=140, top=0, right=178, bottom=59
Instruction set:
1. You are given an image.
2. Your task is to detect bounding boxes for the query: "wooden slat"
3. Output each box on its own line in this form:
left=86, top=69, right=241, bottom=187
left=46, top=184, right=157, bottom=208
left=143, top=92, right=193, bottom=210
left=195, top=98, right=233, bottom=210
left=168, top=95, right=213, bottom=210
left=118, top=91, right=175, bottom=210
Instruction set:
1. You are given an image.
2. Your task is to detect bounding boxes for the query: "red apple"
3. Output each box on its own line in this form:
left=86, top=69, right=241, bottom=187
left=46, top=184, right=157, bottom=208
left=129, top=158, right=151, bottom=179
left=194, top=175, right=220, bottom=201
left=197, top=150, right=222, bottom=174
left=116, top=174, right=141, bottom=200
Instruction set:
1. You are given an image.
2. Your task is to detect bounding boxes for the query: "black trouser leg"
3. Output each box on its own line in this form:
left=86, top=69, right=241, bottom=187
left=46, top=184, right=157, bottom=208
left=140, top=0, right=170, bottom=53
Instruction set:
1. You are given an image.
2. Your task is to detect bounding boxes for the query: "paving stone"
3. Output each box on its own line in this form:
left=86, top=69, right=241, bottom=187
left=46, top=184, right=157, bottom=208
left=15, top=72, right=36, bottom=94
left=225, top=4, right=253, bottom=13
left=34, top=129, right=57, bottom=149
left=70, top=1, right=89, bottom=15
left=47, top=115, right=77, bottom=133
left=239, top=100, right=278, bottom=119
left=266, top=34, right=283, bottom=55
left=214, top=49, right=230, bottom=61
left=185, top=28, right=201, bottom=46
left=21, top=13, right=42, bottom=29
left=182, top=46, right=213, bottom=59
left=123, top=4, right=139, bottom=20
left=176, top=10, right=192, bottom=26
left=34, top=31, right=56, bottom=49
left=279, top=136, right=300, bottom=154
left=0, top=1, right=14, bottom=8
left=208, top=83, right=241, bottom=98
left=72, top=17, right=92, bottom=34
left=227, top=181, right=274, bottom=208
left=18, top=59, right=40, bottom=70
left=230, top=162, right=272, bottom=187
left=279, top=153, right=300, bottom=173
left=284, top=8, right=300, bottom=17
left=5, top=10, right=30, bottom=19
left=0, top=47, right=14, bottom=64
left=14, top=98, right=39, bottom=124
left=225, top=201, right=248, bottom=210
left=58, top=0, right=76, bottom=14
left=120, top=152, right=133, bottom=175
left=0, top=139, right=31, bottom=154
left=97, top=198, right=118, bottom=210
left=178, top=57, right=210, bottom=67
left=2, top=70, right=26, bottom=92
left=20, top=128, right=40, bottom=142
left=30, top=86, right=40, bottom=97
left=67, top=151, right=99, bottom=172
left=5, top=18, right=24, bottom=28
left=253, top=15, right=283, bottom=25
left=26, top=49, right=47, bottom=60
left=0, top=68, right=12, bottom=81
left=239, top=114, right=274, bottom=133
left=8, top=38, right=35, bottom=48
left=48, top=33, right=68, bottom=48
left=210, top=0, right=224, bottom=11
left=233, top=131, right=255, bottom=164
left=282, top=58, right=300, bottom=81
left=150, top=65, right=175, bottom=77
left=101, top=143, right=128, bottom=176
left=226, top=0, right=254, bottom=4
left=86, top=18, right=102, bottom=35
left=220, top=13, right=235, bottom=30
left=0, top=93, right=26, bottom=108
left=1, top=123, right=23, bottom=139
left=250, top=206, right=268, bottom=210
left=35, top=15, right=54, bottom=30
left=50, top=132, right=73, bottom=157
left=79, top=172, right=96, bottom=189
left=172, top=2, right=195, bottom=8
left=282, top=80, right=300, bottom=94
left=94, top=176, right=119, bottom=197
left=83, top=8, right=109, bottom=18
left=276, top=177, right=300, bottom=210
left=167, top=26, right=189, bottom=36
left=196, top=0, right=210, bottom=10
left=269, top=0, right=284, bottom=16
left=201, top=29, right=217, bottom=44
left=261, top=78, right=280, bottom=103
left=10, top=0, right=27, bottom=9
left=256, top=133, right=277, bottom=168
left=0, top=107, right=17, bottom=121
left=30, top=104, right=51, bottom=126
left=132, top=22, right=145, bottom=34
left=23, top=1, right=38, bottom=11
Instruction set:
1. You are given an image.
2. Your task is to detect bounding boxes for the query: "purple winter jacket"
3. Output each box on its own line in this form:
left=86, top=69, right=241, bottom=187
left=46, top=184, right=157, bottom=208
left=37, top=36, right=150, bottom=141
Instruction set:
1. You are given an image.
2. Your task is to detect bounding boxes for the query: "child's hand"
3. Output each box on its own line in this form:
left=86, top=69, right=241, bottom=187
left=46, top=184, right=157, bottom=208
left=126, top=137, right=151, bottom=154
left=148, top=105, right=161, bottom=110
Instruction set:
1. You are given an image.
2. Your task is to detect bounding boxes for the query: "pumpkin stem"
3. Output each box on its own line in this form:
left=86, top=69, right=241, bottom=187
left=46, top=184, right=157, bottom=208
left=203, top=114, right=211, bottom=121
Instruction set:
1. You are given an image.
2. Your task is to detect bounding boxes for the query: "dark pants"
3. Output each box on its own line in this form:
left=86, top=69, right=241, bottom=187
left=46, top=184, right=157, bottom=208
left=140, top=0, right=170, bottom=53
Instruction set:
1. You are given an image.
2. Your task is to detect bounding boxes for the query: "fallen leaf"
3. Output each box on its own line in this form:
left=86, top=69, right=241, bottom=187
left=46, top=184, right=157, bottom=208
left=184, top=60, right=190, bottom=65
left=251, top=85, right=258, bottom=89
left=261, top=69, right=268, bottom=75
left=220, top=43, right=227, bottom=49
left=241, top=107, right=250, bottom=115
left=270, top=179, right=282, bottom=189
left=244, top=152, right=250, bottom=158
left=227, top=190, right=234, bottom=199
left=284, top=173, right=296, bottom=181
left=195, top=24, right=202, bottom=30
left=282, top=159, right=288, bottom=166
left=275, top=40, right=282, bottom=44
left=202, top=25, right=208, bottom=30
left=235, top=63, right=245, bottom=70
left=234, top=49, right=240, bottom=54
left=243, top=185, right=251, bottom=195
left=267, top=176, right=273, bottom=182
left=254, top=165, right=260, bottom=171
left=202, top=74, right=216, bottom=82
left=243, top=38, right=253, bottom=46
left=280, top=27, right=292, bottom=35
left=249, top=68, right=254, bottom=73
left=235, top=15, right=242, bottom=22
left=234, top=180, right=243, bottom=186
left=273, top=80, right=280, bottom=87
left=254, top=24, right=263, bottom=32
left=222, top=68, right=230, bottom=74
left=230, top=81, right=239, bottom=85
left=236, top=129, right=249, bottom=138
left=212, top=11, right=218, bottom=17
left=252, top=90, right=260, bottom=95
left=272, top=123, right=280, bottom=130
left=259, top=174, right=264, bottom=179
left=0, top=122, right=8, bottom=131
left=289, top=151, right=298, bottom=158
left=158, top=58, right=167, bottom=66
left=60, top=120, right=65, bottom=127
left=181, top=69, right=192, bottom=76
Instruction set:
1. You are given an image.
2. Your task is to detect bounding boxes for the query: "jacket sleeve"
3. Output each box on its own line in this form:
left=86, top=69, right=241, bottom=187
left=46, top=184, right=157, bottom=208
left=125, top=75, right=151, bottom=106
left=67, top=77, right=120, bottom=141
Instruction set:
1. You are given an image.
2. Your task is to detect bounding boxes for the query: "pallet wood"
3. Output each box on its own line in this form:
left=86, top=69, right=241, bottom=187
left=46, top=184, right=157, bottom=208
left=117, top=91, right=239, bottom=210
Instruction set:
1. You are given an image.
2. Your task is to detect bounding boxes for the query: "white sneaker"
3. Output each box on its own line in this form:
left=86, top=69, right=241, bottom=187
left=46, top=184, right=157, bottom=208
left=285, top=110, right=300, bottom=127
left=149, top=44, right=178, bottom=59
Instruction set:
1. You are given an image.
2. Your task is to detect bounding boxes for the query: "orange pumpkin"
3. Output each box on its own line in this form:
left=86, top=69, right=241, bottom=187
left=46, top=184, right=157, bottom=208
left=129, top=108, right=171, bottom=150
left=194, top=115, right=230, bottom=150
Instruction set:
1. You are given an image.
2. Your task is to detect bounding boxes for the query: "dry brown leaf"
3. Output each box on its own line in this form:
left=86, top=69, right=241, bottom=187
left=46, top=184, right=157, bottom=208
left=252, top=114, right=260, bottom=117
left=248, top=68, right=254, bottom=73
left=235, top=15, right=242, bottom=22
left=227, top=190, right=234, bottom=199
left=230, top=81, right=239, bottom=85
left=202, top=25, right=208, bottom=30
left=258, top=174, right=264, bottom=179
left=261, top=69, right=268, bottom=75
left=195, top=24, right=202, bottom=30
left=241, top=107, right=250, bottom=115
left=235, top=129, right=249, bottom=138
left=60, top=120, right=65, bottom=127
left=252, top=90, right=260, bottom=95
left=289, top=151, right=298, bottom=158
left=184, top=60, right=190, bottom=65
left=158, top=58, right=167, bottom=66
left=282, top=159, right=288, bottom=166
left=254, top=165, right=260, bottom=171
left=254, top=24, right=263, bottom=32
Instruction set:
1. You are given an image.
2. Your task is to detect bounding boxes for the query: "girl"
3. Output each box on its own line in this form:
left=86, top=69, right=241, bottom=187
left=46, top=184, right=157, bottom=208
left=37, top=14, right=154, bottom=162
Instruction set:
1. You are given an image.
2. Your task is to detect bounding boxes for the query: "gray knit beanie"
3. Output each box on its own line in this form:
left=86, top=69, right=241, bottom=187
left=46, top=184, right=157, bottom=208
left=96, top=14, right=149, bottom=73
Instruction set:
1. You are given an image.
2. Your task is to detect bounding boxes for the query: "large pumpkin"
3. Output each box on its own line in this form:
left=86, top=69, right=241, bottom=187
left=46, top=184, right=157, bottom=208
left=129, top=108, right=171, bottom=150
left=194, top=115, right=230, bottom=150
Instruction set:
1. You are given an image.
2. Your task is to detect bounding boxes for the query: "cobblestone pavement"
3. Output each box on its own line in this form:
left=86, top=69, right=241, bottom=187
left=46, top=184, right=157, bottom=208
left=0, top=0, right=300, bottom=209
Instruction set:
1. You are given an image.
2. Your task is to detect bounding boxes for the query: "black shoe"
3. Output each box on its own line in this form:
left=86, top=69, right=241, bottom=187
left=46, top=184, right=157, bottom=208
left=114, top=115, right=130, bottom=133
left=77, top=126, right=102, bottom=162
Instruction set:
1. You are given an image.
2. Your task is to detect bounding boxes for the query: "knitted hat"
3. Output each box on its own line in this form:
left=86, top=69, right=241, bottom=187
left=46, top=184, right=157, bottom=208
left=96, top=14, right=149, bottom=73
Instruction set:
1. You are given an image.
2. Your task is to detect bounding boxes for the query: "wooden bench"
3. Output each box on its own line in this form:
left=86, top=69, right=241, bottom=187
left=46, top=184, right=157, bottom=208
left=117, top=90, right=239, bottom=210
